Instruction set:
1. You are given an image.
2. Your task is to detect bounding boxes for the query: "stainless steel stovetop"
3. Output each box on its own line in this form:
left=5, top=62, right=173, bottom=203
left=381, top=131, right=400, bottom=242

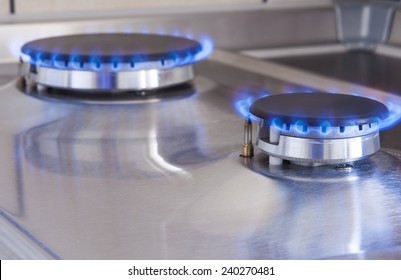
left=1, top=3, right=401, bottom=260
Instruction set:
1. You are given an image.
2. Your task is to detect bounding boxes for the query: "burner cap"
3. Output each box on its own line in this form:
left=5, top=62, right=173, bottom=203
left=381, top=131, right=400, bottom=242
left=250, top=93, right=389, bottom=126
left=21, top=34, right=203, bottom=65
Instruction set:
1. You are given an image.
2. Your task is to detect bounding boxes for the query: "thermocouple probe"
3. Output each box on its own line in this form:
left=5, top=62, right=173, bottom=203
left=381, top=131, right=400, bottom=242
left=241, top=115, right=254, bottom=157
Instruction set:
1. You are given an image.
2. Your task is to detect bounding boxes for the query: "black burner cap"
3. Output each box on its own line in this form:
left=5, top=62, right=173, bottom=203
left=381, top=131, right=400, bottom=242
left=21, top=33, right=203, bottom=64
left=250, top=93, right=389, bottom=126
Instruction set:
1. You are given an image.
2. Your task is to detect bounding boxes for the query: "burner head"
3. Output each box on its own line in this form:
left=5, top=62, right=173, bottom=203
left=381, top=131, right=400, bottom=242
left=21, top=34, right=202, bottom=67
left=19, top=33, right=205, bottom=92
left=250, top=92, right=389, bottom=126
left=250, top=93, right=390, bottom=166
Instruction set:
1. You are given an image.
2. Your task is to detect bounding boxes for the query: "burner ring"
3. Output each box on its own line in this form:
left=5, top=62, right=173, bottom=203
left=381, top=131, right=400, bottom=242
left=250, top=93, right=390, bottom=166
left=257, top=131, right=380, bottom=164
left=20, top=34, right=205, bottom=91
left=20, top=62, right=194, bottom=91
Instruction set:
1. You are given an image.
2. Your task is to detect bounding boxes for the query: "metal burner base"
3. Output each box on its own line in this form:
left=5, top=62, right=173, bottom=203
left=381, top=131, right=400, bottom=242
left=16, top=77, right=197, bottom=104
left=20, top=61, right=195, bottom=91
left=257, top=126, right=380, bottom=165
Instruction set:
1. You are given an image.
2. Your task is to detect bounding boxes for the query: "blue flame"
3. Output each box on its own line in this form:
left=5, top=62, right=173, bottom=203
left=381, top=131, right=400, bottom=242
left=233, top=90, right=271, bottom=121
left=172, top=29, right=183, bottom=37
left=271, top=117, right=284, bottom=131
left=282, top=86, right=316, bottom=94
left=19, top=30, right=214, bottom=71
left=380, top=98, right=401, bottom=130
left=319, top=121, right=332, bottom=134
left=234, top=89, right=401, bottom=132
left=193, top=35, right=214, bottom=62
left=111, top=56, right=122, bottom=70
left=70, top=54, right=84, bottom=70
left=293, top=120, right=308, bottom=134
left=34, top=52, right=45, bottom=66
left=352, top=93, right=401, bottom=130
left=51, top=53, right=65, bottom=68
left=89, top=55, right=102, bottom=70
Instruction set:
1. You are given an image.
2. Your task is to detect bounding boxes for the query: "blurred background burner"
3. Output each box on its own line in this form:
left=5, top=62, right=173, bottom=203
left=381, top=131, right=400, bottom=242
left=250, top=93, right=390, bottom=166
left=19, top=33, right=205, bottom=98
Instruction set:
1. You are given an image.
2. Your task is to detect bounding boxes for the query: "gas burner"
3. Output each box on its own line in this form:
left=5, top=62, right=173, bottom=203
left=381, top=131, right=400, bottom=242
left=249, top=93, right=390, bottom=166
left=19, top=33, right=205, bottom=93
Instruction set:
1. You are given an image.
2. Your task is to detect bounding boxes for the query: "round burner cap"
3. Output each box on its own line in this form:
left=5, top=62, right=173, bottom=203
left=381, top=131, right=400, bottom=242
left=21, top=33, right=203, bottom=66
left=250, top=93, right=389, bottom=126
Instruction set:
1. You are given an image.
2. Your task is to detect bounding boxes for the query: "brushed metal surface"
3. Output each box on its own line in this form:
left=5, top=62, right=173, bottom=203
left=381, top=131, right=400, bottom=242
left=0, top=215, right=53, bottom=259
left=1, top=58, right=401, bottom=259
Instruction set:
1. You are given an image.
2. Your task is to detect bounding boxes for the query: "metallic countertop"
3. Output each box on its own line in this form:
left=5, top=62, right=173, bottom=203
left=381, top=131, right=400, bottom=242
left=1, top=53, right=401, bottom=259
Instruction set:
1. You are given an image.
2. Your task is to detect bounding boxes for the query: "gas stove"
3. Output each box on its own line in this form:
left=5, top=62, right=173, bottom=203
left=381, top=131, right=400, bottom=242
left=1, top=4, right=401, bottom=260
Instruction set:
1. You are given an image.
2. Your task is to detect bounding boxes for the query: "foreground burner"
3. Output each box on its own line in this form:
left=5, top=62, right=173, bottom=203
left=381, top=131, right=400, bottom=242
left=250, top=93, right=389, bottom=166
left=19, top=33, right=204, bottom=92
